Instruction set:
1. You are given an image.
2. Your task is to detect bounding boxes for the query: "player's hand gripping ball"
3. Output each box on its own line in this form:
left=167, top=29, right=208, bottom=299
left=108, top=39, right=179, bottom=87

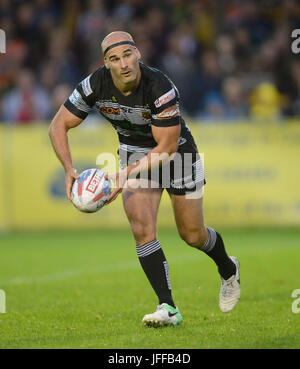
left=71, top=169, right=111, bottom=213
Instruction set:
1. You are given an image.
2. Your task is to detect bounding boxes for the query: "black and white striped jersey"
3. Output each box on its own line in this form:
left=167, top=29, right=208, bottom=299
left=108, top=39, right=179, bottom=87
left=64, top=62, right=197, bottom=152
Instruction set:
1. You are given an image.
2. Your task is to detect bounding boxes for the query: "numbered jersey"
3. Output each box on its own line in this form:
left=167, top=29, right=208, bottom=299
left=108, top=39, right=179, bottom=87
left=64, top=62, right=197, bottom=152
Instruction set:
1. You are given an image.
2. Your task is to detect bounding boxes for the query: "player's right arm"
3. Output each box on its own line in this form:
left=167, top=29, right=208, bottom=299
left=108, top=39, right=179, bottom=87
left=49, top=105, right=83, bottom=200
left=49, top=71, right=99, bottom=200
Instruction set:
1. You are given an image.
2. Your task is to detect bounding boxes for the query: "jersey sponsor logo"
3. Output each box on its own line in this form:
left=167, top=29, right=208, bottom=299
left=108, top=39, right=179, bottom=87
left=99, top=106, right=120, bottom=115
left=81, top=75, right=92, bottom=96
left=154, top=88, right=176, bottom=108
left=96, top=101, right=151, bottom=125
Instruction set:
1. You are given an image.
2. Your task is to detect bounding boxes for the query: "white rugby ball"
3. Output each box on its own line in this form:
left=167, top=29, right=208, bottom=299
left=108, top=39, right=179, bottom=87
left=71, top=168, right=111, bottom=213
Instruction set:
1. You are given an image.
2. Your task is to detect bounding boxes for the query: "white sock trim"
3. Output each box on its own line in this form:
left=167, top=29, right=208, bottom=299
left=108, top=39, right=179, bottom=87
left=136, top=239, right=161, bottom=258
left=201, top=227, right=217, bottom=253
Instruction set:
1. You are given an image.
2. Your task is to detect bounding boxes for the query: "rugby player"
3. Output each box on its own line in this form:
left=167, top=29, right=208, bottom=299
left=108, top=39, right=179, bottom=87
left=49, top=31, right=241, bottom=327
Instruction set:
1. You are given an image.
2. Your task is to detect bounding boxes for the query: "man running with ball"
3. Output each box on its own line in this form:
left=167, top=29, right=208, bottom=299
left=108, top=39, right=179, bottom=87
left=49, top=31, right=241, bottom=327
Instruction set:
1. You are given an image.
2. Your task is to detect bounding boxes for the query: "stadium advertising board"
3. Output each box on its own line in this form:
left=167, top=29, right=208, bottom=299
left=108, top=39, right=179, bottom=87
left=0, top=122, right=299, bottom=230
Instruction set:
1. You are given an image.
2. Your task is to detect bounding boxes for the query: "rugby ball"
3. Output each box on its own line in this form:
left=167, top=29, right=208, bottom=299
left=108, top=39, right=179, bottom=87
left=71, top=168, right=111, bottom=213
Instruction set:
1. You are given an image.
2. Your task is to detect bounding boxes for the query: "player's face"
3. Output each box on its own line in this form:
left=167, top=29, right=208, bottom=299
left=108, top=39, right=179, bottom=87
left=105, top=45, right=141, bottom=86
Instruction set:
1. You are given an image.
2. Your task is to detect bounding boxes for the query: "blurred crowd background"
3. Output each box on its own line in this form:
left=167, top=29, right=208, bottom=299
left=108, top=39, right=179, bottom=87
left=0, top=0, right=300, bottom=124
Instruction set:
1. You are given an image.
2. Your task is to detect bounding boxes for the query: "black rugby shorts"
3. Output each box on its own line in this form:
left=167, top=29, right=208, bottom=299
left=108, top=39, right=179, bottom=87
left=118, top=141, right=205, bottom=196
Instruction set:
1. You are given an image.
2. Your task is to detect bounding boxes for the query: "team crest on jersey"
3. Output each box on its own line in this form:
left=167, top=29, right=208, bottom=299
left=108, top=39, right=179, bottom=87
left=141, top=110, right=152, bottom=120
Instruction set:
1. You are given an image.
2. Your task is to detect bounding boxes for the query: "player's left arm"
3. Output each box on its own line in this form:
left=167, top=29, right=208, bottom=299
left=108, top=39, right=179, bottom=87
left=106, top=112, right=180, bottom=204
left=125, top=121, right=180, bottom=178
left=135, top=79, right=182, bottom=174
left=106, top=74, right=181, bottom=203
left=105, top=123, right=180, bottom=204
left=127, top=73, right=182, bottom=175
left=137, top=121, right=180, bottom=169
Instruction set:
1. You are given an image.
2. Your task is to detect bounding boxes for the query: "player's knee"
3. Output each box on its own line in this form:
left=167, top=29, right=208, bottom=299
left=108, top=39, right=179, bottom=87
left=179, top=228, right=207, bottom=248
left=131, top=220, right=156, bottom=245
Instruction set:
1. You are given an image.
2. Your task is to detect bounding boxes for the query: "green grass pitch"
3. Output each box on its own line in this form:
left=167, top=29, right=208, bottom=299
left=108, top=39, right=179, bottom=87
left=0, top=228, right=299, bottom=349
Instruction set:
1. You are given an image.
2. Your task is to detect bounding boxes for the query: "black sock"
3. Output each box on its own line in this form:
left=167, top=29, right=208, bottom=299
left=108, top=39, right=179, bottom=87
left=199, top=228, right=236, bottom=280
left=136, top=240, right=175, bottom=308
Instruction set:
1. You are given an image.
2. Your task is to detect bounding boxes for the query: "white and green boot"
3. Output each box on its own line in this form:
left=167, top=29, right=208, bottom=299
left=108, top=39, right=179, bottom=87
left=142, top=303, right=183, bottom=327
left=219, top=256, right=241, bottom=312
